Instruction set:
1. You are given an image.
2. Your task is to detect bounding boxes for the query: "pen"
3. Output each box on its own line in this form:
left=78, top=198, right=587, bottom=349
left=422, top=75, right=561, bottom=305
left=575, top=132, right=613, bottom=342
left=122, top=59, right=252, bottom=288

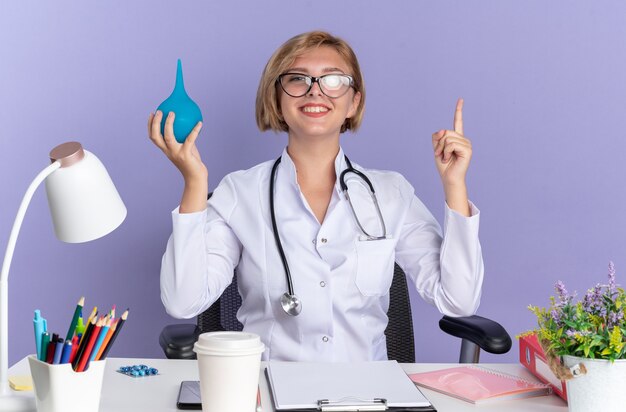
left=257, top=386, right=263, bottom=412
left=75, top=313, right=85, bottom=338
left=33, top=310, right=46, bottom=360
left=65, top=296, right=84, bottom=341
left=46, top=335, right=57, bottom=364
left=39, top=332, right=50, bottom=362
left=52, top=337, right=64, bottom=364
left=60, top=339, right=73, bottom=363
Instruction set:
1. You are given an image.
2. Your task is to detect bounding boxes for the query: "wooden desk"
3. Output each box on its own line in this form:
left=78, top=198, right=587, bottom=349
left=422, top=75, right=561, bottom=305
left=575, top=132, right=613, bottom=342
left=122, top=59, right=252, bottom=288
left=9, top=357, right=568, bottom=411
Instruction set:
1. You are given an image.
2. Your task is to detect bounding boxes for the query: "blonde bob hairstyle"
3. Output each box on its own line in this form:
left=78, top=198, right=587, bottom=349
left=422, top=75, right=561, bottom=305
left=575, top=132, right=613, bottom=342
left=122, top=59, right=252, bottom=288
left=256, top=31, right=366, bottom=134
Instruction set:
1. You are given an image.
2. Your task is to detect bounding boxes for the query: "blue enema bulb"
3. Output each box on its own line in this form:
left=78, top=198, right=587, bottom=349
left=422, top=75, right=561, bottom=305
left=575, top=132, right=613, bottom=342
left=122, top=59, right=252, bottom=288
left=157, top=59, right=203, bottom=143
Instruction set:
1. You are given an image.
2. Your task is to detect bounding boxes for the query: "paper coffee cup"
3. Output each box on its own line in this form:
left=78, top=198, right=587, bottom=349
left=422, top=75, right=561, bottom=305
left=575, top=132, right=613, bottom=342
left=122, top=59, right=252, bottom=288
left=194, top=331, right=265, bottom=412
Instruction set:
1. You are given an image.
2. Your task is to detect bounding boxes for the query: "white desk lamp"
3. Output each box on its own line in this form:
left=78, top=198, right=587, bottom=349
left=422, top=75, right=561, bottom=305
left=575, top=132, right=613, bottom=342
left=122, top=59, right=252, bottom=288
left=0, top=142, right=127, bottom=411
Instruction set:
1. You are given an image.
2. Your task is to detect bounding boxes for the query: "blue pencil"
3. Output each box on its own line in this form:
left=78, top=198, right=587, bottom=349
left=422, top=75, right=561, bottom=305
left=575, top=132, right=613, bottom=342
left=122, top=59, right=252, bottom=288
left=89, top=316, right=111, bottom=362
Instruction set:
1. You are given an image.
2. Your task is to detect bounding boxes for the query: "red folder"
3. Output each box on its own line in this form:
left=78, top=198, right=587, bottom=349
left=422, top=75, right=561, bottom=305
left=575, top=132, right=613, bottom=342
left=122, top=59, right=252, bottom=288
left=518, top=333, right=567, bottom=401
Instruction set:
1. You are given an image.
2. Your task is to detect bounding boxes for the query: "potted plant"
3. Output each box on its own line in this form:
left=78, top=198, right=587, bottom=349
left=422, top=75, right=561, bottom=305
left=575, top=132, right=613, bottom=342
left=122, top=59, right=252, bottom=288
left=529, top=262, right=626, bottom=412
left=528, top=262, right=626, bottom=411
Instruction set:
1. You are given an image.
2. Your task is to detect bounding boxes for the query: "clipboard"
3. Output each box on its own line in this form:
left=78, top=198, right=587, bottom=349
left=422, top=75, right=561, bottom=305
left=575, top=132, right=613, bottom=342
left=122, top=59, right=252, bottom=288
left=265, top=361, right=436, bottom=412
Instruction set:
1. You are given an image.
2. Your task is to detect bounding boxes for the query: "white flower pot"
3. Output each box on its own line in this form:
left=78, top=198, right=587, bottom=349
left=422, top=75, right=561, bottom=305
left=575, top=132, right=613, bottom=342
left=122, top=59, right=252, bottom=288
left=562, top=355, right=626, bottom=412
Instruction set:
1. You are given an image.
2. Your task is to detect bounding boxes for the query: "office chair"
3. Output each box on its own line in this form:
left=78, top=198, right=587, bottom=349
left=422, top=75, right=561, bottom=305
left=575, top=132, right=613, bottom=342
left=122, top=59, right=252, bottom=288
left=159, top=264, right=512, bottom=363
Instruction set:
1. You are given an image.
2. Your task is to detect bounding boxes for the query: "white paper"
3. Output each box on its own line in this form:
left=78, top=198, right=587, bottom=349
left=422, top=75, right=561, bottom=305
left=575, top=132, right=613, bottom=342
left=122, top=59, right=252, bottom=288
left=267, top=360, right=432, bottom=410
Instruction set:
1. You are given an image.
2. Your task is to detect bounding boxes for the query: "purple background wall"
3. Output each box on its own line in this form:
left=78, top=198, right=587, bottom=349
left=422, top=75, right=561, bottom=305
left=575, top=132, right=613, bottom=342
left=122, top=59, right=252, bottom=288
left=2, top=1, right=626, bottom=366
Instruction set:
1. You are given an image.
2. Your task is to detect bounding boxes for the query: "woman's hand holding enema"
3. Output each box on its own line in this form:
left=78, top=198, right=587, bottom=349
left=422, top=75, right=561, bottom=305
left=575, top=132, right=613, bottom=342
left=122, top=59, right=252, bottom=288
left=148, top=110, right=206, bottom=181
left=432, top=99, right=472, bottom=216
left=148, top=111, right=208, bottom=212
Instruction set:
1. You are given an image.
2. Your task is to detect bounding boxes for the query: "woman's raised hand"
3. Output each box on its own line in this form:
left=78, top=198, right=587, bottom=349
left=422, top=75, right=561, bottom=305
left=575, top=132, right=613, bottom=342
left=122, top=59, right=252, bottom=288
left=432, top=98, right=472, bottom=187
left=148, top=110, right=207, bottom=183
left=432, top=98, right=472, bottom=216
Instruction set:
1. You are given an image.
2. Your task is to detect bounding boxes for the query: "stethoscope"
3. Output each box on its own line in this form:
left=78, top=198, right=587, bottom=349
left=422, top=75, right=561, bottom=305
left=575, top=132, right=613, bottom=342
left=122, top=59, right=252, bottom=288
left=270, top=155, right=388, bottom=316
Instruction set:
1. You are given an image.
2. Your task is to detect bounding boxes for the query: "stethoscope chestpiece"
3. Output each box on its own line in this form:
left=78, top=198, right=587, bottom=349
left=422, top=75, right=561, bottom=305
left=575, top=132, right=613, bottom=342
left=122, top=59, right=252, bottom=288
left=280, top=293, right=302, bottom=316
left=271, top=155, right=385, bottom=317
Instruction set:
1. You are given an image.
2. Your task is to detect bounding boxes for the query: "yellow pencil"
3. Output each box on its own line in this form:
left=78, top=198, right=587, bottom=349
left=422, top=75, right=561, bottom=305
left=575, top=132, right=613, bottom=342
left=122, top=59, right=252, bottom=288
left=85, top=306, right=98, bottom=325
left=80, top=307, right=98, bottom=345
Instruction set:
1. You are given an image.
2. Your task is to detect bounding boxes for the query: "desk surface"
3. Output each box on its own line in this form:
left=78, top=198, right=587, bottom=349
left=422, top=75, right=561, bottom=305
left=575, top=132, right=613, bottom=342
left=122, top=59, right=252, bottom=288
left=9, top=357, right=568, bottom=411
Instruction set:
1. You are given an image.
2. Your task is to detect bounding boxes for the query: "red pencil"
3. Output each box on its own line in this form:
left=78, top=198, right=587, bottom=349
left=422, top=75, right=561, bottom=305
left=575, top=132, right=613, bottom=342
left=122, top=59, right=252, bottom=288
left=76, top=317, right=103, bottom=372
left=72, top=317, right=95, bottom=370
left=69, top=336, right=79, bottom=364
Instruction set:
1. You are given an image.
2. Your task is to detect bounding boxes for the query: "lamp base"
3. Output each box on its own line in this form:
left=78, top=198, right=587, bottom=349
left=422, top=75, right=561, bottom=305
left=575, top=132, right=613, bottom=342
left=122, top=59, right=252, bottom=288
left=0, top=393, right=36, bottom=411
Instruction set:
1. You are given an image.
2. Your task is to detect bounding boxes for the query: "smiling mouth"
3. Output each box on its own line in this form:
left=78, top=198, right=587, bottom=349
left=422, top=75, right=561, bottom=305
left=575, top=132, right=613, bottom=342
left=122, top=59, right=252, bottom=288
left=301, top=106, right=330, bottom=113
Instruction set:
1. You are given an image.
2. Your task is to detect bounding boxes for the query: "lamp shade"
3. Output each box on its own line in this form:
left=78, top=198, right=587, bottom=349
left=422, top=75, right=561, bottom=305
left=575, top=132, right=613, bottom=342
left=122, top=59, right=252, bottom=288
left=44, top=142, right=126, bottom=243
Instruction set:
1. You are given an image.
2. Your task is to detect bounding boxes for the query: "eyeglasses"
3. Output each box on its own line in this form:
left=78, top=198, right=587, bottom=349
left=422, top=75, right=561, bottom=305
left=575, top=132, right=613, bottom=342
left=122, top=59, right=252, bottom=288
left=277, top=73, right=354, bottom=98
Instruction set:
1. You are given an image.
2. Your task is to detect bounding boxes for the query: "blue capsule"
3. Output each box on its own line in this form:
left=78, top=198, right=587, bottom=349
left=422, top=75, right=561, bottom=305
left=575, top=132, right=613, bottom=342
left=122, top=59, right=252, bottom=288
left=117, top=364, right=158, bottom=377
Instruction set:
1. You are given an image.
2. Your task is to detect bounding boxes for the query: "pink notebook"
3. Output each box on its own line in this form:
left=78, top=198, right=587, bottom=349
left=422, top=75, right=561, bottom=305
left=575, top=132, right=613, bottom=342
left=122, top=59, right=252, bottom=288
left=408, top=366, right=552, bottom=404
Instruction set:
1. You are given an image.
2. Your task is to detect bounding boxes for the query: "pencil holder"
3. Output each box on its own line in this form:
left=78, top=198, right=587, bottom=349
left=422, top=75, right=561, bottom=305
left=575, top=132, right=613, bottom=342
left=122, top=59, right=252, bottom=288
left=28, top=355, right=106, bottom=412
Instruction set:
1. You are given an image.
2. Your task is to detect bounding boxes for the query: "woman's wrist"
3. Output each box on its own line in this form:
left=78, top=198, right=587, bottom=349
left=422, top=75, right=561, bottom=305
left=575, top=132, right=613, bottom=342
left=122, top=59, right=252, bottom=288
left=179, top=178, right=208, bottom=214
left=443, top=181, right=470, bottom=217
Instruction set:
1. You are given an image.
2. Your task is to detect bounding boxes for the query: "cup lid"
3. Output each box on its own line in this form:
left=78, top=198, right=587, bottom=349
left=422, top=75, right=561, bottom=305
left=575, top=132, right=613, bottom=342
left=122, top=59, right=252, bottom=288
left=194, top=332, right=265, bottom=356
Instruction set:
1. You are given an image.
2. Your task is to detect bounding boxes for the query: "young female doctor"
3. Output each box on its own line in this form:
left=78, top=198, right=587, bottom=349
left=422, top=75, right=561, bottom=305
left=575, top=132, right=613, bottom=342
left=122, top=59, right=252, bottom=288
left=149, top=31, right=483, bottom=362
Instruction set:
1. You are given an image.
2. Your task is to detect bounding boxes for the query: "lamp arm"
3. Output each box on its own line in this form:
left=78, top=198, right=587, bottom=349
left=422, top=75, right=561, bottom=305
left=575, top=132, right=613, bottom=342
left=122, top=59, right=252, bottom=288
left=0, top=161, right=60, bottom=398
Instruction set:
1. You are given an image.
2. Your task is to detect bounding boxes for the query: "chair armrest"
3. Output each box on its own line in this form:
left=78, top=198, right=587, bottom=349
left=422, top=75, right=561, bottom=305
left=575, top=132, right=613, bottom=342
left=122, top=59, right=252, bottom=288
left=159, top=324, right=201, bottom=359
left=439, top=315, right=512, bottom=355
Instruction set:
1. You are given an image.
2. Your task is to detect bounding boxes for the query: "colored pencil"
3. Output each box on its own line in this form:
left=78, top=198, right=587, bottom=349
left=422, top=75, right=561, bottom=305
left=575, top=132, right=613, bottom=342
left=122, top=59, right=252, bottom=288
left=89, top=316, right=111, bottom=363
left=95, top=319, right=117, bottom=360
left=80, top=307, right=97, bottom=345
left=99, top=309, right=128, bottom=360
left=65, top=296, right=84, bottom=341
left=78, top=306, right=98, bottom=344
left=76, top=317, right=103, bottom=372
left=72, top=317, right=95, bottom=370
left=69, top=336, right=79, bottom=364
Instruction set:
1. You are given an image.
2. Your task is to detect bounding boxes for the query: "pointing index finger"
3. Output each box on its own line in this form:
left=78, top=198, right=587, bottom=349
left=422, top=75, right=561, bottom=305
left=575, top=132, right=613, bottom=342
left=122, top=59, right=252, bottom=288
left=454, top=98, right=464, bottom=135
